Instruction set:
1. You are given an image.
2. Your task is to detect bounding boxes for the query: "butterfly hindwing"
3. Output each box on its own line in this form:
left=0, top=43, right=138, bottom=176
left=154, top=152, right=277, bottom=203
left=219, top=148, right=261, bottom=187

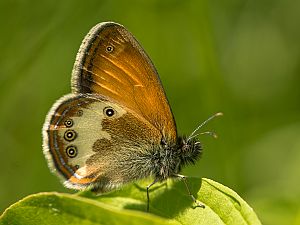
left=43, top=93, right=161, bottom=191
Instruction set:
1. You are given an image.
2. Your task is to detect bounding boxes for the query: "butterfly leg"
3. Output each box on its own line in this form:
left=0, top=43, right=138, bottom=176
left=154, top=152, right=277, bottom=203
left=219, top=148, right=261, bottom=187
left=175, top=174, right=205, bottom=208
left=146, top=179, right=158, bottom=212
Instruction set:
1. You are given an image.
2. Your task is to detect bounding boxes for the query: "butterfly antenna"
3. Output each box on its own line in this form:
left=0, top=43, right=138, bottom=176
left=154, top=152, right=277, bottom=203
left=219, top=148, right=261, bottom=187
left=188, top=131, right=218, bottom=140
left=187, top=112, right=223, bottom=141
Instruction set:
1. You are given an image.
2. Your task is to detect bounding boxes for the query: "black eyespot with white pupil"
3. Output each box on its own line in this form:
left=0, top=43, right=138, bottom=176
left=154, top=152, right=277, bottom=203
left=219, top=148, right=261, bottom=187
left=106, top=45, right=114, bottom=53
left=104, top=107, right=115, bottom=117
left=64, top=129, right=77, bottom=142
left=66, top=146, right=77, bottom=158
left=64, top=119, right=73, bottom=127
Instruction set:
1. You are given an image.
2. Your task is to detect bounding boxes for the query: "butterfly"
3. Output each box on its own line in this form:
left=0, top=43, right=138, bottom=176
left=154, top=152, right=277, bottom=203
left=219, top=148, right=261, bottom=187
left=42, top=22, right=221, bottom=211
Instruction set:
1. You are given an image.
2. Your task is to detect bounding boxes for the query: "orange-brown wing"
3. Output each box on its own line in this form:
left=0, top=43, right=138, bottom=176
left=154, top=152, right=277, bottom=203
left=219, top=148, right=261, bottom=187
left=71, top=22, right=177, bottom=142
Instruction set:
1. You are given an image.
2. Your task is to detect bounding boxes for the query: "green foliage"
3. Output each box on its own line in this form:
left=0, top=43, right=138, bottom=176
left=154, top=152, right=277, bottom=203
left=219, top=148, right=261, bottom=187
left=0, top=178, right=261, bottom=225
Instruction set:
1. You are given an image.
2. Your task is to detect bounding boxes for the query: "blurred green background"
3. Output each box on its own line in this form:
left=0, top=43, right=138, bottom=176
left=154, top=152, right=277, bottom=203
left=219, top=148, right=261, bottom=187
left=1, top=0, right=299, bottom=224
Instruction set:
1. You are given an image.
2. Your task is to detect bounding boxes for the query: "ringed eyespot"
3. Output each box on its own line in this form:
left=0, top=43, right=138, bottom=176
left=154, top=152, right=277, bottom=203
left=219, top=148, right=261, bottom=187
left=106, top=45, right=114, bottom=53
left=66, top=146, right=78, bottom=158
left=64, top=129, right=77, bottom=142
left=64, top=118, right=73, bottom=127
left=103, top=107, right=115, bottom=117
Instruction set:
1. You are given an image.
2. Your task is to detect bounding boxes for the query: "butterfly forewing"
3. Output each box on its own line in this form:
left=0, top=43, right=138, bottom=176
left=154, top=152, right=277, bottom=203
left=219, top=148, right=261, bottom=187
left=71, top=22, right=177, bottom=142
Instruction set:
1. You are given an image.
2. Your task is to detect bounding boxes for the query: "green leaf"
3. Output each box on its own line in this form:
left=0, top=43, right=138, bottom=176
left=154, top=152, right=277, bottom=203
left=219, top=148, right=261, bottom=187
left=0, top=178, right=261, bottom=225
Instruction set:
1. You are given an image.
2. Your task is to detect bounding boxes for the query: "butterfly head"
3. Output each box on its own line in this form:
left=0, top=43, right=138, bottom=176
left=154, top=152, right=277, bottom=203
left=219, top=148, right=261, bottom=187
left=150, top=136, right=202, bottom=180
left=177, top=136, right=202, bottom=167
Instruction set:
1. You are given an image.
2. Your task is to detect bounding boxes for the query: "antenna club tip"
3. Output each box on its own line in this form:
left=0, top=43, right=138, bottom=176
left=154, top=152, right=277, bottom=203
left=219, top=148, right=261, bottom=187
left=216, top=112, right=223, bottom=117
left=213, top=133, right=218, bottom=139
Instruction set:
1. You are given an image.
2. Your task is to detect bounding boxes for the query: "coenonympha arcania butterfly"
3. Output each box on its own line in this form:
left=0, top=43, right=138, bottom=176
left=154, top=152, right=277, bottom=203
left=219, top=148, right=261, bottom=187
left=42, top=22, right=221, bottom=211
